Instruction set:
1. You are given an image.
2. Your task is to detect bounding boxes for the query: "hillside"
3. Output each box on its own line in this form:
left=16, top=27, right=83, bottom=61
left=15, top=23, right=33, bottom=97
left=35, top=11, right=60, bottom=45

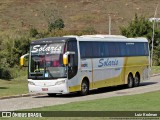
left=0, top=0, right=159, bottom=35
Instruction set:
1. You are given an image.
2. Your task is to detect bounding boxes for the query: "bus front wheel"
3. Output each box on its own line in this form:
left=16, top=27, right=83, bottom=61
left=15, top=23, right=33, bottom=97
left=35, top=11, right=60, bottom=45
left=80, top=80, right=89, bottom=96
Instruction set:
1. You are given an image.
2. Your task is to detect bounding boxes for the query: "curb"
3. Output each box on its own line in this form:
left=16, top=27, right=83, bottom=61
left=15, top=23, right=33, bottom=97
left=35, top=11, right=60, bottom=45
left=0, top=73, right=160, bottom=100
left=0, top=93, right=44, bottom=100
left=151, top=73, right=160, bottom=77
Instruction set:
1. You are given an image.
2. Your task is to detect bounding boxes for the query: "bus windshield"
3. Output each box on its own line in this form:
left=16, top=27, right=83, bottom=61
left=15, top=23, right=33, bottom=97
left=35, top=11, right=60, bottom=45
left=29, top=43, right=67, bottom=79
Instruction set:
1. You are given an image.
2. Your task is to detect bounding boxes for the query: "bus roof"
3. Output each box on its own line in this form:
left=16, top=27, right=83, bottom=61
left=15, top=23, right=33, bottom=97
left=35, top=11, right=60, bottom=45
left=31, top=35, right=148, bottom=45
left=30, top=37, right=71, bottom=45
left=80, top=34, right=127, bottom=38
left=65, top=35, right=148, bottom=42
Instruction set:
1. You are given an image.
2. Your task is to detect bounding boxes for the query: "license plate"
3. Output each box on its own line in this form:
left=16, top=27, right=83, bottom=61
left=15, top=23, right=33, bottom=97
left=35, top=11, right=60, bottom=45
left=42, top=88, right=48, bottom=91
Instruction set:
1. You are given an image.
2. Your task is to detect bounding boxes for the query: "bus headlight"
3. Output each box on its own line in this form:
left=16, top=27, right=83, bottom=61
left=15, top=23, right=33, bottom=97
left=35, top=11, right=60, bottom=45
left=28, top=81, right=35, bottom=85
left=55, top=80, right=65, bottom=85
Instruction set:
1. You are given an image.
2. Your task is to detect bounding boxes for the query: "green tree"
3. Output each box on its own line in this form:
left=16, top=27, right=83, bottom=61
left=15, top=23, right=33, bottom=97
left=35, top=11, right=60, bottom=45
left=12, top=37, right=30, bottom=66
left=48, top=18, right=65, bottom=32
left=120, top=14, right=160, bottom=65
left=0, top=33, right=31, bottom=79
left=120, top=14, right=152, bottom=37
left=29, top=27, right=38, bottom=37
left=3, top=37, right=30, bottom=67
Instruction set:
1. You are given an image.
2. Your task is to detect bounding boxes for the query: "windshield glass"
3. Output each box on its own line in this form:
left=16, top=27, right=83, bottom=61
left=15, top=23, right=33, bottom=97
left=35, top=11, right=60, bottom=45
left=29, top=43, right=67, bottom=79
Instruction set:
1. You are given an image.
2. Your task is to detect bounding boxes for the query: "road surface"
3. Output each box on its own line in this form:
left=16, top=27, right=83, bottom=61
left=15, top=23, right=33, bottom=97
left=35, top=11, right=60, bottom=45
left=0, top=75, right=160, bottom=111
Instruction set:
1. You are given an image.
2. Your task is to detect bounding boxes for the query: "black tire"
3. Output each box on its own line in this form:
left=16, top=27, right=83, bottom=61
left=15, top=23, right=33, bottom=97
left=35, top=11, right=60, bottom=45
left=80, top=80, right=89, bottom=96
left=47, top=93, right=57, bottom=97
left=134, top=74, right=140, bottom=87
left=127, top=74, right=134, bottom=88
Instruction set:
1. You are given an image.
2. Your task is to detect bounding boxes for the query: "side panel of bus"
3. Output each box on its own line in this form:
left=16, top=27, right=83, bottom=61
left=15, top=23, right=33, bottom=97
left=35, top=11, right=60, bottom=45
left=92, top=58, right=125, bottom=88
left=69, top=39, right=150, bottom=92
left=124, top=56, right=149, bottom=84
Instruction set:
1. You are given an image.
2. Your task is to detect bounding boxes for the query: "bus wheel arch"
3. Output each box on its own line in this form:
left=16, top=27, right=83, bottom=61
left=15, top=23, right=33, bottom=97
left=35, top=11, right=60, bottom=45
left=80, top=77, right=90, bottom=96
left=127, top=72, right=134, bottom=88
left=134, top=72, right=140, bottom=87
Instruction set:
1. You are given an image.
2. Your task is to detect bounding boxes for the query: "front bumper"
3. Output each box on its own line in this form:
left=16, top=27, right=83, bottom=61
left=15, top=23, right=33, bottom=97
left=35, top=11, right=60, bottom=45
left=28, top=79, right=69, bottom=94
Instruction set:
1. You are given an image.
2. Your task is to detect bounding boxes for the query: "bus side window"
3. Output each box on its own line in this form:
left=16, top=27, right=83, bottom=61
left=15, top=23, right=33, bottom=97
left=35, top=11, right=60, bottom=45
left=144, top=43, right=149, bottom=56
left=120, top=42, right=126, bottom=57
left=80, top=42, right=92, bottom=58
left=86, top=42, right=92, bottom=58
left=92, top=42, right=98, bottom=57
left=103, top=42, right=109, bottom=57
left=108, top=42, right=118, bottom=57
left=100, top=42, right=105, bottom=57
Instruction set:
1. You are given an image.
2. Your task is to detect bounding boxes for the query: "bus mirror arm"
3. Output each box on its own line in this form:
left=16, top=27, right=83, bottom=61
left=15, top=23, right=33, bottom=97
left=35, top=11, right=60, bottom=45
left=20, top=53, right=29, bottom=67
left=63, top=51, right=75, bottom=66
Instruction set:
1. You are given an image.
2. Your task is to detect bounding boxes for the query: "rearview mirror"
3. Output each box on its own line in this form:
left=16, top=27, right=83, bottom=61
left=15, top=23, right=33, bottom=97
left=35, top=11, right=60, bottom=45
left=20, top=53, right=29, bottom=67
left=63, top=54, right=68, bottom=66
left=63, top=51, right=75, bottom=66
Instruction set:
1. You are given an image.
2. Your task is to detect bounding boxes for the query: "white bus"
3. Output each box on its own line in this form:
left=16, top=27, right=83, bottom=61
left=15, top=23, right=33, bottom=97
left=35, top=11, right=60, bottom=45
left=20, top=35, right=150, bottom=96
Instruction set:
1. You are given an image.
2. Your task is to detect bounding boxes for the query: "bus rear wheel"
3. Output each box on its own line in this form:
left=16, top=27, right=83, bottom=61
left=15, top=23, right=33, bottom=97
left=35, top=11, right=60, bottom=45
left=134, top=74, right=140, bottom=87
left=80, top=80, right=89, bottom=96
left=127, top=74, right=134, bottom=88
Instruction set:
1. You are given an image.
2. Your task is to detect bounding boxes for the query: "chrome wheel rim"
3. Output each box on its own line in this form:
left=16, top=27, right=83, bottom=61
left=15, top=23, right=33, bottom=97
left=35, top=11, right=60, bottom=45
left=82, top=82, right=87, bottom=93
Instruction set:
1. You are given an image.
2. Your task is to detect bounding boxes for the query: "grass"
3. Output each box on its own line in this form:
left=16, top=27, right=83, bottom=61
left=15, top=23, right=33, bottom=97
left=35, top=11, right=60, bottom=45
left=151, top=66, right=160, bottom=75
left=0, top=75, right=28, bottom=97
left=26, top=91, right=160, bottom=111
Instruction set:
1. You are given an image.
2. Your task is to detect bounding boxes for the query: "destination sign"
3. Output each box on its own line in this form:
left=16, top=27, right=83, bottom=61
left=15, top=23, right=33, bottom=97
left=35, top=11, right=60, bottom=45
left=31, top=43, right=64, bottom=54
